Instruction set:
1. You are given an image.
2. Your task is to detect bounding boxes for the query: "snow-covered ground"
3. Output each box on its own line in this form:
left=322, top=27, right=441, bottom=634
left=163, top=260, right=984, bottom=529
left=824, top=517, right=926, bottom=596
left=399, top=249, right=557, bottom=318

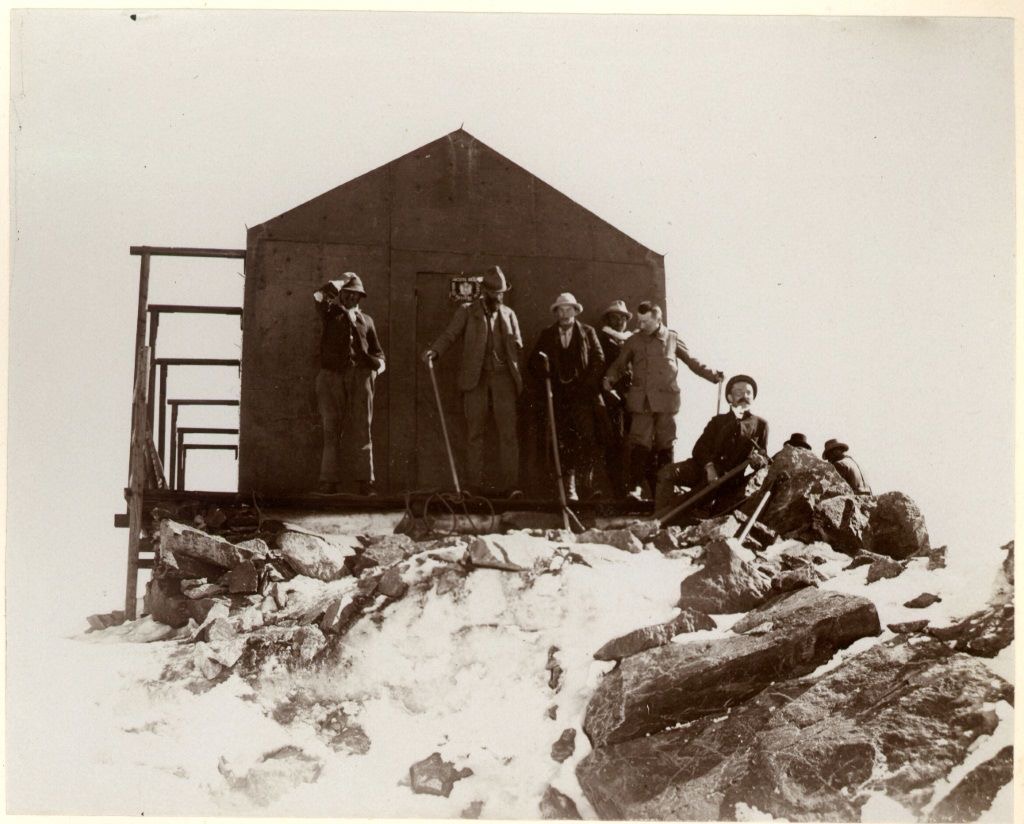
left=5, top=530, right=1014, bottom=819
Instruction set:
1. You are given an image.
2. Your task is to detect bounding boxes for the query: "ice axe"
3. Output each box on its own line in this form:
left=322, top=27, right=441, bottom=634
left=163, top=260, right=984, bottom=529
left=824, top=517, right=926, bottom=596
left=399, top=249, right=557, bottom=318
left=657, top=459, right=750, bottom=528
left=537, top=352, right=585, bottom=534
left=735, top=470, right=788, bottom=548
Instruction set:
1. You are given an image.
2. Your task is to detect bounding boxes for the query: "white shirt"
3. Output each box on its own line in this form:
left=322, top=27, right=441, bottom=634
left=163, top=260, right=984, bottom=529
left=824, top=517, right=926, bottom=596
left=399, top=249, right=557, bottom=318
left=559, top=325, right=574, bottom=348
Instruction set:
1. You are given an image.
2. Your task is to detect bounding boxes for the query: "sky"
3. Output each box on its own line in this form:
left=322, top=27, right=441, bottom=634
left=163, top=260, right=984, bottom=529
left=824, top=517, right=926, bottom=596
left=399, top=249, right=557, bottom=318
left=5, top=9, right=1016, bottom=643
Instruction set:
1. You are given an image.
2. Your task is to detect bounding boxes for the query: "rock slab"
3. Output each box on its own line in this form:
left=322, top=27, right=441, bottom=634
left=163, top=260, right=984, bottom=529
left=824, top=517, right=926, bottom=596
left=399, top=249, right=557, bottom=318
left=677, top=539, right=773, bottom=613
left=593, top=609, right=716, bottom=661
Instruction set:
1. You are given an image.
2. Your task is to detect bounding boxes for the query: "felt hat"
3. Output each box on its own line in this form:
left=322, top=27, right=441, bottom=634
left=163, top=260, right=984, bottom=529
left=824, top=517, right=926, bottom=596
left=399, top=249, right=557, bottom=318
left=602, top=299, right=632, bottom=320
left=726, top=374, right=758, bottom=399
left=784, top=433, right=812, bottom=451
left=822, top=438, right=849, bottom=459
left=340, top=272, right=366, bottom=297
left=550, top=292, right=583, bottom=314
left=481, top=265, right=510, bottom=293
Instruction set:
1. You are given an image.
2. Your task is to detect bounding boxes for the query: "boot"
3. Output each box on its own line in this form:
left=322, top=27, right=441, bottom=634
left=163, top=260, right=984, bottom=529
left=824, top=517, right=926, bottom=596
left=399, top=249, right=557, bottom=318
left=626, top=447, right=650, bottom=500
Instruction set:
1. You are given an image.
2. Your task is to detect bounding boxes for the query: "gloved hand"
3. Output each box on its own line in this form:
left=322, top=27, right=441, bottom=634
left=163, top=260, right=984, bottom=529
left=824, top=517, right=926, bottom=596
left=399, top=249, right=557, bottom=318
left=704, top=463, right=719, bottom=483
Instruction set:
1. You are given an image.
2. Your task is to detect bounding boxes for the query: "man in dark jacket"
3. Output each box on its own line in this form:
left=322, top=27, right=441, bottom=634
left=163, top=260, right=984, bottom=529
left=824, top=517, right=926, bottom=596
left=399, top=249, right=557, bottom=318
left=528, top=292, right=605, bottom=501
left=596, top=300, right=633, bottom=496
left=655, top=374, right=769, bottom=512
left=423, top=266, right=523, bottom=496
left=823, top=438, right=872, bottom=495
left=603, top=302, right=723, bottom=499
left=313, top=272, right=385, bottom=495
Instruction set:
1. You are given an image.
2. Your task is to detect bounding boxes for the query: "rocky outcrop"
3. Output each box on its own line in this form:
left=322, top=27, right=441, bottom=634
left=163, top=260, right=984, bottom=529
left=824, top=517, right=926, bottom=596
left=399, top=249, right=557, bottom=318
left=677, top=539, right=773, bottom=613
left=577, top=636, right=1012, bottom=821
left=759, top=449, right=853, bottom=540
left=926, top=603, right=1014, bottom=658
left=583, top=587, right=880, bottom=748
left=576, top=528, right=643, bottom=554
left=540, top=786, right=582, bottom=819
left=869, top=491, right=930, bottom=559
left=927, top=745, right=1013, bottom=822
left=593, top=609, right=716, bottom=661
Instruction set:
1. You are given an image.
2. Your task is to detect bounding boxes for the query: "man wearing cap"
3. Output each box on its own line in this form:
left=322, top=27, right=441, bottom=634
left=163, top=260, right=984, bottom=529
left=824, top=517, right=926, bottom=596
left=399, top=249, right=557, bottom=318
left=313, top=272, right=386, bottom=496
left=528, top=292, right=605, bottom=500
left=422, top=266, right=523, bottom=496
left=823, top=439, right=872, bottom=495
left=655, top=374, right=769, bottom=512
left=603, top=302, right=724, bottom=499
left=784, top=433, right=813, bottom=451
left=597, top=300, right=634, bottom=496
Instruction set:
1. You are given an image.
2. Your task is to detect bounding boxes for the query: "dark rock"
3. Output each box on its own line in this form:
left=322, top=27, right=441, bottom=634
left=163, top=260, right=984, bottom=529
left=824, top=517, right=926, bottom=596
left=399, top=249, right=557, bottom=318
left=360, top=533, right=415, bottom=564
left=318, top=707, right=371, bottom=755
left=227, top=561, right=259, bottom=594
left=889, top=620, right=930, bottom=633
left=594, top=609, right=716, bottom=661
left=185, top=596, right=229, bottom=626
left=546, top=646, right=563, bottom=692
left=320, top=594, right=372, bottom=635
left=677, top=539, right=773, bottom=613
left=583, top=587, right=880, bottom=748
left=182, top=580, right=227, bottom=599
left=546, top=705, right=558, bottom=720
left=846, top=549, right=888, bottom=569
left=674, top=515, right=742, bottom=549
left=576, top=636, right=1011, bottom=821
left=346, top=553, right=380, bottom=577
left=577, top=528, right=643, bottom=554
left=540, top=786, right=582, bottom=819
left=770, top=565, right=824, bottom=594
left=145, top=577, right=191, bottom=628
left=160, top=519, right=248, bottom=569
left=913, top=543, right=947, bottom=570
left=928, top=745, right=1013, bottom=822
left=649, top=528, right=681, bottom=551
left=460, top=800, right=484, bottom=819
left=278, top=531, right=355, bottom=581
left=812, top=493, right=874, bottom=554
left=927, top=603, right=1014, bottom=658
left=376, top=567, right=408, bottom=599
left=551, top=728, right=576, bottom=763
left=866, top=556, right=906, bottom=583
left=905, top=592, right=942, bottom=609
left=408, top=752, right=473, bottom=797
left=1000, top=539, right=1013, bottom=584
left=759, top=449, right=852, bottom=540
left=869, top=491, right=930, bottom=559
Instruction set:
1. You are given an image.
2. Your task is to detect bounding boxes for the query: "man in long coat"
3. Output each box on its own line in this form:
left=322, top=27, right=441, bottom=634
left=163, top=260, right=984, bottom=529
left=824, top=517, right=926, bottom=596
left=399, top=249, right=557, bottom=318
left=313, top=272, right=385, bottom=495
left=596, top=300, right=633, bottom=497
left=423, top=266, right=523, bottom=496
left=603, top=302, right=723, bottom=499
left=528, top=292, right=605, bottom=501
left=655, top=374, right=769, bottom=512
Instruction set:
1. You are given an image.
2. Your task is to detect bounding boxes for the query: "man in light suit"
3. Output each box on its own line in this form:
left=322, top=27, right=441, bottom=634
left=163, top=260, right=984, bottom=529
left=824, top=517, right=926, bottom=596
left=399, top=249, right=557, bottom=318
left=422, top=266, right=523, bottom=496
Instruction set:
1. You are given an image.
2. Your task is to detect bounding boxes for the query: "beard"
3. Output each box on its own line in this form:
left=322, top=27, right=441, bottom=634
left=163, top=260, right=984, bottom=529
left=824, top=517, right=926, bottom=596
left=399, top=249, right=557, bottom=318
left=730, top=401, right=751, bottom=416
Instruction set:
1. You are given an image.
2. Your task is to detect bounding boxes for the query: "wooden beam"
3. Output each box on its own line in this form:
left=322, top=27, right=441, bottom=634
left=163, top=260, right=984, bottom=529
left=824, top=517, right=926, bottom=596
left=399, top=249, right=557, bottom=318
left=126, top=347, right=151, bottom=621
left=167, top=398, right=240, bottom=406
left=130, top=246, right=246, bottom=259
left=147, top=304, right=242, bottom=315
left=153, top=357, right=240, bottom=367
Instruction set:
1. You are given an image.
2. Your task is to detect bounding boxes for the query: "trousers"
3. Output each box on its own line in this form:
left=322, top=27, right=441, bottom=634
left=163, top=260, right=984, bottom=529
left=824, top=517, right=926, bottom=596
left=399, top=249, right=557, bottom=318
left=463, top=368, right=519, bottom=490
left=316, top=367, right=375, bottom=484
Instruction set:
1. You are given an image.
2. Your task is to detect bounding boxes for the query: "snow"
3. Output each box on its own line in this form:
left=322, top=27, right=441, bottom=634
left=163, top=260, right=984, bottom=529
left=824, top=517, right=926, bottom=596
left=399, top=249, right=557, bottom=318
left=6, top=529, right=1014, bottom=817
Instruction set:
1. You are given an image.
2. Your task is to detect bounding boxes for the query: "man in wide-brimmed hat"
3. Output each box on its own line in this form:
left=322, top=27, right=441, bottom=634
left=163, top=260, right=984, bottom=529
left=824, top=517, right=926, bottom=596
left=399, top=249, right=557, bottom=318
left=527, top=292, right=605, bottom=500
left=784, top=432, right=812, bottom=451
left=423, top=265, right=524, bottom=496
left=655, top=374, right=769, bottom=512
left=823, top=438, right=872, bottom=495
left=596, top=299, right=634, bottom=496
left=313, top=272, right=386, bottom=495
left=603, top=301, right=724, bottom=500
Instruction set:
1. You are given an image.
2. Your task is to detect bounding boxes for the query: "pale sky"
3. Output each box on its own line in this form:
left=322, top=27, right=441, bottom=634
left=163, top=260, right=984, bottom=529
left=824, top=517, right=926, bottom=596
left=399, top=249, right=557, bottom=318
left=6, top=10, right=1016, bottom=634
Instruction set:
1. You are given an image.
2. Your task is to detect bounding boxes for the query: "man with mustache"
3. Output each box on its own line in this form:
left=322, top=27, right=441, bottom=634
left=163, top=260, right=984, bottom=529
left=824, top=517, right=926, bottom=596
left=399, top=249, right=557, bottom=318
left=654, top=374, right=769, bottom=513
left=602, top=302, right=724, bottom=500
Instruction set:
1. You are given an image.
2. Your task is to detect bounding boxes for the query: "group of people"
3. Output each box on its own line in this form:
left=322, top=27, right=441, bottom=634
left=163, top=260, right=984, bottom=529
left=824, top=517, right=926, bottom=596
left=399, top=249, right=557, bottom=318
left=312, top=266, right=871, bottom=509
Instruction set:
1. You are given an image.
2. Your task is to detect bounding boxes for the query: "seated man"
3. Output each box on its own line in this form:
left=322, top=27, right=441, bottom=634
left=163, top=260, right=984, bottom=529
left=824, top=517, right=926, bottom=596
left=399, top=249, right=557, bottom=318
left=655, top=374, right=769, bottom=513
left=822, top=438, right=872, bottom=495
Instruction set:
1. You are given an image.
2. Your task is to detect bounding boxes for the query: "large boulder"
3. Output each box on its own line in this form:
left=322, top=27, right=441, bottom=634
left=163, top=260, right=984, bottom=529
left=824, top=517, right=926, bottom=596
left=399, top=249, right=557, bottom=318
left=926, top=603, right=1014, bottom=658
left=677, top=539, right=773, bottom=613
left=759, top=449, right=853, bottom=540
left=583, top=587, right=880, bottom=748
left=593, top=609, right=716, bottom=661
left=577, top=636, right=1012, bottom=821
left=812, top=493, right=874, bottom=554
left=576, top=528, right=644, bottom=554
left=160, top=519, right=252, bottom=570
left=466, top=535, right=557, bottom=572
left=277, top=531, right=357, bottom=582
left=868, top=491, right=930, bottom=559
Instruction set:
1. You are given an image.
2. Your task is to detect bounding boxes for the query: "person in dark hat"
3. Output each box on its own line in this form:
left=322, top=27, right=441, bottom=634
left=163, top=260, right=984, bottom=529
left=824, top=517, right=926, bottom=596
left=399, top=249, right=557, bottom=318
left=822, top=438, right=872, bottom=495
left=313, top=272, right=385, bottom=495
left=603, top=302, right=724, bottom=500
left=423, top=265, right=524, bottom=497
left=784, top=433, right=812, bottom=451
left=528, top=293, right=605, bottom=501
left=655, top=374, right=769, bottom=513
left=596, top=300, right=634, bottom=496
